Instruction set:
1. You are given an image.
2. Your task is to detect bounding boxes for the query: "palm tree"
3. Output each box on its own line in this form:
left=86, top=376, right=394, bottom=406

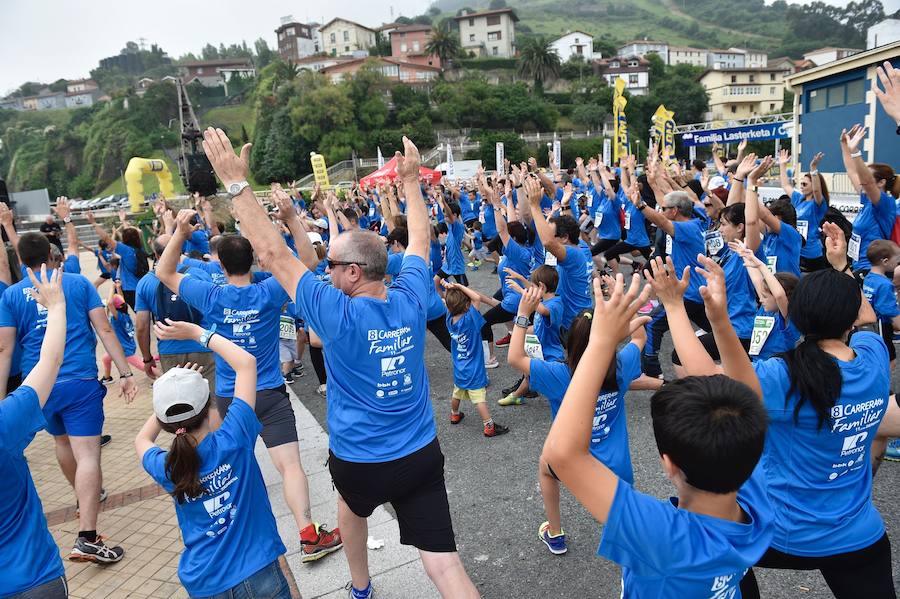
left=517, top=37, right=561, bottom=93
left=426, top=27, right=461, bottom=69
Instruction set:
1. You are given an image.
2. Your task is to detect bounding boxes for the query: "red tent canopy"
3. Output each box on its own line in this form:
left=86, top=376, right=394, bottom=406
left=359, top=156, right=441, bottom=189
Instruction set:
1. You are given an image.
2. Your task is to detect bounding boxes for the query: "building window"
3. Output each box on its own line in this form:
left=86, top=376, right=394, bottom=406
left=412, top=41, right=420, bottom=51
left=628, top=60, right=638, bottom=67
left=286, top=27, right=294, bottom=36
left=827, top=85, right=846, bottom=108
left=731, top=106, right=737, bottom=113
left=770, top=103, right=776, bottom=111
left=846, top=79, right=864, bottom=104
left=629, top=74, right=639, bottom=85
left=345, top=46, right=350, bottom=53
left=343, top=31, right=350, bottom=42
left=808, top=89, right=826, bottom=112
left=401, top=43, right=407, bottom=52
left=330, top=33, right=336, bottom=43
left=574, top=37, right=579, bottom=43
left=468, top=18, right=474, bottom=26
left=197, top=67, right=203, bottom=74
left=487, top=31, right=501, bottom=41
left=611, top=61, right=620, bottom=68
left=731, top=75, right=737, bottom=83
left=469, top=34, right=476, bottom=42
left=770, top=73, right=776, bottom=81
left=486, top=15, right=501, bottom=25
left=749, top=75, right=755, bottom=83
left=492, top=46, right=499, bottom=56
left=770, top=86, right=776, bottom=95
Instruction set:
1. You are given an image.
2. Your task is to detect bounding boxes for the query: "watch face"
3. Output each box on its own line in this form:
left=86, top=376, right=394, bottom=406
left=228, top=183, right=242, bottom=195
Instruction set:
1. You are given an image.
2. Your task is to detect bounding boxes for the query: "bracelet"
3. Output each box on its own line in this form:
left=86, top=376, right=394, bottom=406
left=841, top=261, right=853, bottom=274
left=515, top=184, right=523, bottom=189
left=143, top=358, right=154, bottom=364
left=637, top=203, right=648, bottom=211
left=120, top=372, right=134, bottom=379
left=733, top=177, right=745, bottom=183
left=850, top=151, right=862, bottom=158
left=809, top=170, right=818, bottom=175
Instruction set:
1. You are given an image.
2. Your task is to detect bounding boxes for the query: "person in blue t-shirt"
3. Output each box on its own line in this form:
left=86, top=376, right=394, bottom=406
left=181, top=236, right=227, bottom=285
left=100, top=292, right=160, bottom=383
left=136, top=319, right=296, bottom=599
left=157, top=212, right=342, bottom=562
left=587, top=163, right=624, bottom=257
left=87, top=240, right=116, bottom=289
left=86, top=211, right=148, bottom=310
left=0, top=267, right=69, bottom=598
left=202, top=130, right=478, bottom=598
left=778, top=149, right=829, bottom=272
left=435, top=196, right=468, bottom=285
left=637, top=190, right=711, bottom=378
left=465, top=221, right=487, bottom=269
left=443, top=283, right=509, bottom=437
left=862, top=239, right=900, bottom=365
left=841, top=124, right=899, bottom=272
left=0, top=234, right=136, bottom=565
left=543, top=270, right=772, bottom=599
left=512, top=283, right=645, bottom=556
left=607, top=175, right=652, bottom=272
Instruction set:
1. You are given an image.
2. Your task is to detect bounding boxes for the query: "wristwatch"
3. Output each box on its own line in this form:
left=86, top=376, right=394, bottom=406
left=637, top=203, right=648, bottom=211
left=63, top=216, right=72, bottom=224
left=514, top=315, right=530, bottom=329
left=199, top=324, right=218, bottom=347
left=226, top=181, right=250, bottom=198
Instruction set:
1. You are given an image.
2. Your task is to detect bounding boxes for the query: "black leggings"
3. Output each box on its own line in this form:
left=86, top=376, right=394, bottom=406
left=603, top=241, right=651, bottom=263
left=749, top=534, right=895, bottom=599
left=309, top=345, right=327, bottom=385
left=427, top=316, right=452, bottom=352
left=590, top=238, right=619, bottom=257
left=438, top=271, right=469, bottom=286
left=122, top=289, right=136, bottom=311
left=480, top=304, right=515, bottom=342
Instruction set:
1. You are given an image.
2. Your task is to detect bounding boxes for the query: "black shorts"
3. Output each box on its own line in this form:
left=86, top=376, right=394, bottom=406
left=217, top=385, right=298, bottom=448
left=486, top=235, right=504, bottom=255
left=7, top=372, right=22, bottom=395
left=329, top=438, right=457, bottom=552
left=100, top=272, right=112, bottom=280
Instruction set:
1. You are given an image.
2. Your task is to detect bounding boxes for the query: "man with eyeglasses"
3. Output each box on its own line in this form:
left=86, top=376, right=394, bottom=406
left=633, top=190, right=710, bottom=378
left=201, top=129, right=480, bottom=599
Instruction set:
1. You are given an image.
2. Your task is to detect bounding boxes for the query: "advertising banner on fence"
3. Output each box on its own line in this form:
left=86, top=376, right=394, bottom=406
left=496, top=142, right=504, bottom=175
left=680, top=121, right=792, bottom=147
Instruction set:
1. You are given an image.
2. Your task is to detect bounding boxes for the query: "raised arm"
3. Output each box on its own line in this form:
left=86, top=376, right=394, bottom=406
left=397, top=137, right=429, bottom=261
left=156, top=210, right=197, bottom=294
left=0, top=203, right=20, bottom=262
left=777, top=149, right=795, bottom=196
left=85, top=211, right=117, bottom=251
left=727, top=154, right=756, bottom=206
left=628, top=179, right=673, bottom=236
left=808, top=152, right=825, bottom=204
left=744, top=156, right=774, bottom=251
left=527, top=177, right=566, bottom=261
left=840, top=125, right=864, bottom=193
left=507, top=284, right=542, bottom=375
left=273, top=189, right=318, bottom=271
left=20, top=267, right=66, bottom=403
left=842, top=125, right=880, bottom=204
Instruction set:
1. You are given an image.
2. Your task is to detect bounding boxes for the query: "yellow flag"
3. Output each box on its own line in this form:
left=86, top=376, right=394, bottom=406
left=613, top=77, right=628, bottom=163
left=310, top=152, right=330, bottom=188
left=651, top=105, right=676, bottom=159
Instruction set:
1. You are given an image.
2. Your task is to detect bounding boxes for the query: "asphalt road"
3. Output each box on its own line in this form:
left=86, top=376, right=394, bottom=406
left=289, top=265, right=900, bottom=598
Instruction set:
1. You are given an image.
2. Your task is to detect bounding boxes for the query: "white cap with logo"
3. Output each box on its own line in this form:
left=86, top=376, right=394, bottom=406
left=153, top=367, right=210, bottom=424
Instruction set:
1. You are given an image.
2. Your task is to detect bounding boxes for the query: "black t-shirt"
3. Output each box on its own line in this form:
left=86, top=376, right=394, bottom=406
left=39, top=222, right=61, bottom=238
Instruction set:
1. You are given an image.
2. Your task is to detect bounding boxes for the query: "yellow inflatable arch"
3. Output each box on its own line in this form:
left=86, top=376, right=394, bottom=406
left=124, top=157, right=176, bottom=213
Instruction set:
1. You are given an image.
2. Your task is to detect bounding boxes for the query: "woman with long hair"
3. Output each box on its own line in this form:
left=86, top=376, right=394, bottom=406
left=87, top=213, right=150, bottom=309
left=778, top=148, right=829, bottom=272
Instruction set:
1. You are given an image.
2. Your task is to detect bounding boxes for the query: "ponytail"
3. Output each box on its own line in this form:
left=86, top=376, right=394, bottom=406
left=782, top=339, right=843, bottom=428
left=160, top=404, right=210, bottom=504
left=870, top=163, right=899, bottom=200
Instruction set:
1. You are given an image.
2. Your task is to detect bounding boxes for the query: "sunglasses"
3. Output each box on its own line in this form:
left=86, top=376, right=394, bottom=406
left=327, top=259, right=367, bottom=269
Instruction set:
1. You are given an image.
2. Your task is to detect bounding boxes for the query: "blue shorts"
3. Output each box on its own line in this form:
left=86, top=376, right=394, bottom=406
left=42, top=379, right=107, bottom=437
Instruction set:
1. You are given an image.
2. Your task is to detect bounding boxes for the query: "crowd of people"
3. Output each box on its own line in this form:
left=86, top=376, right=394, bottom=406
left=3, top=60, right=900, bottom=599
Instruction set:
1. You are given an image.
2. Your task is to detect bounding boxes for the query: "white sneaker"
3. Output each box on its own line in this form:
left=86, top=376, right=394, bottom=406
left=317, top=384, right=327, bottom=397
left=485, top=358, right=499, bottom=369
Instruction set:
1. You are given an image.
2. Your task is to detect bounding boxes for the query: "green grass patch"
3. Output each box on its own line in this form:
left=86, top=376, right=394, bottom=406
left=202, top=104, right=255, bottom=140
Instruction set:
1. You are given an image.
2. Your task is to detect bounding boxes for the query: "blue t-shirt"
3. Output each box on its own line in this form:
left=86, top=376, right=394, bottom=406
left=717, top=247, right=757, bottom=338
left=753, top=331, right=890, bottom=556
left=472, top=230, right=483, bottom=250
left=386, top=252, right=445, bottom=322
left=599, top=466, right=773, bottom=599
left=623, top=201, right=649, bottom=247
left=64, top=254, right=81, bottom=274
left=499, top=239, right=531, bottom=313
left=529, top=343, right=642, bottom=483
left=444, top=221, right=466, bottom=275
left=0, top=386, right=65, bottom=596
left=556, top=245, right=592, bottom=328
left=447, top=306, right=489, bottom=390
left=459, top=191, right=478, bottom=223
left=480, top=201, right=498, bottom=239
left=115, top=242, right=142, bottom=291
left=110, top=311, right=137, bottom=356
left=0, top=273, right=102, bottom=381
left=183, top=230, right=210, bottom=256
left=852, top=191, right=897, bottom=271
left=429, top=240, right=443, bottom=276
left=670, top=220, right=706, bottom=303
left=178, top=276, right=289, bottom=397
left=863, top=272, right=900, bottom=325
left=753, top=309, right=801, bottom=361
left=295, top=254, right=436, bottom=462
left=533, top=295, right=564, bottom=363
left=183, top=258, right=227, bottom=285
left=95, top=249, right=113, bottom=275
left=790, top=191, right=828, bottom=260
left=134, top=272, right=212, bottom=356
left=142, top=398, right=285, bottom=597
left=592, top=189, right=622, bottom=241
left=759, top=222, right=802, bottom=277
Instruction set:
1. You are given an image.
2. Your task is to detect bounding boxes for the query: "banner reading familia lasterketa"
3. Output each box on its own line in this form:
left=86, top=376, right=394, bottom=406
left=680, top=121, right=792, bottom=147
left=613, top=77, right=628, bottom=163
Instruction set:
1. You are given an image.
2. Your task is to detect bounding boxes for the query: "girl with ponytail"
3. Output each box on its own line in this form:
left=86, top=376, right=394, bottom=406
left=134, top=320, right=294, bottom=599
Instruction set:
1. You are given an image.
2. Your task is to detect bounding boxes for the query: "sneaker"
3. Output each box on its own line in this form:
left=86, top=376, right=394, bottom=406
left=637, top=300, right=655, bottom=315
left=491, top=266, right=498, bottom=274
left=69, top=535, right=125, bottom=564
left=522, top=389, right=539, bottom=399
left=474, top=260, right=482, bottom=267
left=498, top=393, right=524, bottom=406
left=300, top=524, right=343, bottom=563
left=484, top=422, right=510, bottom=437
left=538, top=521, right=567, bottom=555
left=100, top=434, right=112, bottom=448
left=885, top=439, right=900, bottom=462
left=501, top=375, right=525, bottom=396
left=484, top=357, right=499, bottom=369
left=99, top=376, right=113, bottom=385
left=317, top=384, right=327, bottom=397
left=449, top=411, right=465, bottom=424
left=345, top=581, right=374, bottom=599
left=284, top=372, right=295, bottom=384
left=291, top=364, right=306, bottom=377
left=495, top=334, right=511, bottom=347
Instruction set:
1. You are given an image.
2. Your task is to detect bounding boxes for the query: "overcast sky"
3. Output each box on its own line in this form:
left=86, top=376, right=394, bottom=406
left=1, top=0, right=897, bottom=96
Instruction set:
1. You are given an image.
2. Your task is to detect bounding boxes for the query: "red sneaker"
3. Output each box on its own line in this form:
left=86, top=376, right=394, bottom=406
left=495, top=334, right=512, bottom=347
left=300, top=524, right=343, bottom=563
left=484, top=422, right=510, bottom=437
left=450, top=412, right=465, bottom=424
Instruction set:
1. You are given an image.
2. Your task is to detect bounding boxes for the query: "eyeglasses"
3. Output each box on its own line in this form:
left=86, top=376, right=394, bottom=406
left=703, top=203, right=713, bottom=208
left=326, top=259, right=367, bottom=269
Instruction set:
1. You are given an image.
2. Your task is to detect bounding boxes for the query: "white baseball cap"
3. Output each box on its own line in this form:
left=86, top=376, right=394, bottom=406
left=708, top=175, right=727, bottom=190
left=307, top=232, right=323, bottom=245
left=153, top=367, right=210, bottom=424
left=312, top=218, right=328, bottom=229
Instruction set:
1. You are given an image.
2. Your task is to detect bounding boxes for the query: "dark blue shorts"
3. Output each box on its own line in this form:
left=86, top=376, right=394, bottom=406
left=42, top=379, right=107, bottom=437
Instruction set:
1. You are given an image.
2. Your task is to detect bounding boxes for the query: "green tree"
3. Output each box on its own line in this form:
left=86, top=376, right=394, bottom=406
left=254, top=38, right=275, bottom=69
left=517, top=37, right=561, bottom=93
left=489, top=0, right=507, bottom=8
left=426, top=27, right=461, bottom=69
left=48, top=79, right=69, bottom=92
left=473, top=131, right=529, bottom=165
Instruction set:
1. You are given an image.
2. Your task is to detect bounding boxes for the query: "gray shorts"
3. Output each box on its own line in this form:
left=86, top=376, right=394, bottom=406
left=9, top=576, right=67, bottom=598
left=279, top=338, right=298, bottom=363
left=160, top=351, right=216, bottom=394
left=217, top=385, right=297, bottom=448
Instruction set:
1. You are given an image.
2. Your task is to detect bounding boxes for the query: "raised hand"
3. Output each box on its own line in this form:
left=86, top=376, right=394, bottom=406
left=695, top=255, right=729, bottom=322
left=822, top=221, right=849, bottom=270
left=26, top=265, right=64, bottom=310
left=272, top=188, right=296, bottom=222
left=843, top=124, right=867, bottom=153
left=735, top=153, right=757, bottom=180
left=201, top=127, right=251, bottom=189
left=54, top=196, right=70, bottom=220
left=748, top=155, right=774, bottom=184
left=154, top=318, right=203, bottom=341
left=174, top=209, right=199, bottom=237
left=589, top=274, right=650, bottom=344
left=777, top=148, right=791, bottom=165
left=874, top=61, right=900, bottom=123
left=810, top=151, right=824, bottom=171
left=518, top=283, right=544, bottom=316
left=395, top=136, right=421, bottom=181
left=643, top=257, right=689, bottom=307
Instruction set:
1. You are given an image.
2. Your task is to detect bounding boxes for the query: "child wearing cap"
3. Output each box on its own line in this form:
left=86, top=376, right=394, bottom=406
left=100, top=290, right=159, bottom=383
left=135, top=319, right=297, bottom=599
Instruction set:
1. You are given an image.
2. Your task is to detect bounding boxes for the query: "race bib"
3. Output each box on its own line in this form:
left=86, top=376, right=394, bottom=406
left=545, top=252, right=558, bottom=266
left=624, top=210, right=632, bottom=230
left=478, top=206, right=486, bottom=224
left=593, top=212, right=603, bottom=228
left=748, top=315, right=776, bottom=356
left=766, top=256, right=778, bottom=274
left=524, top=334, right=544, bottom=360
left=279, top=315, right=297, bottom=340
left=705, top=231, right=724, bottom=256
left=848, top=233, right=861, bottom=261
left=796, top=220, right=809, bottom=240
left=665, top=234, right=673, bottom=255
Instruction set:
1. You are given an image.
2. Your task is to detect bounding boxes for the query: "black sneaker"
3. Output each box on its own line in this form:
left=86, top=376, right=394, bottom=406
left=284, top=372, right=295, bottom=384
left=100, top=434, right=112, bottom=448
left=69, top=535, right=125, bottom=563
left=501, top=375, right=525, bottom=397
left=522, top=389, right=539, bottom=399
left=291, top=364, right=306, bottom=377
left=484, top=422, right=510, bottom=437
left=99, top=376, right=113, bottom=385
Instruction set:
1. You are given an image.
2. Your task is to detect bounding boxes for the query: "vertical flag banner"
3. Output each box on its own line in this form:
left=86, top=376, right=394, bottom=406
left=613, top=77, right=628, bottom=163
left=310, top=152, right=330, bottom=188
left=446, top=143, right=455, bottom=178
left=553, top=139, right=561, bottom=168
left=603, top=138, right=611, bottom=167
left=651, top=105, right=676, bottom=159
left=377, top=146, right=384, bottom=169
left=496, top=142, right=505, bottom=175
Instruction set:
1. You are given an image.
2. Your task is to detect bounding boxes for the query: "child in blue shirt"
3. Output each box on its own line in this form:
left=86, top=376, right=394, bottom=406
left=101, top=292, right=159, bottom=383
left=512, top=283, right=645, bottom=556
left=862, top=239, right=900, bottom=365
left=136, top=319, right=293, bottom=599
left=466, top=222, right=486, bottom=269
left=544, top=266, right=773, bottom=599
left=443, top=283, right=509, bottom=438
